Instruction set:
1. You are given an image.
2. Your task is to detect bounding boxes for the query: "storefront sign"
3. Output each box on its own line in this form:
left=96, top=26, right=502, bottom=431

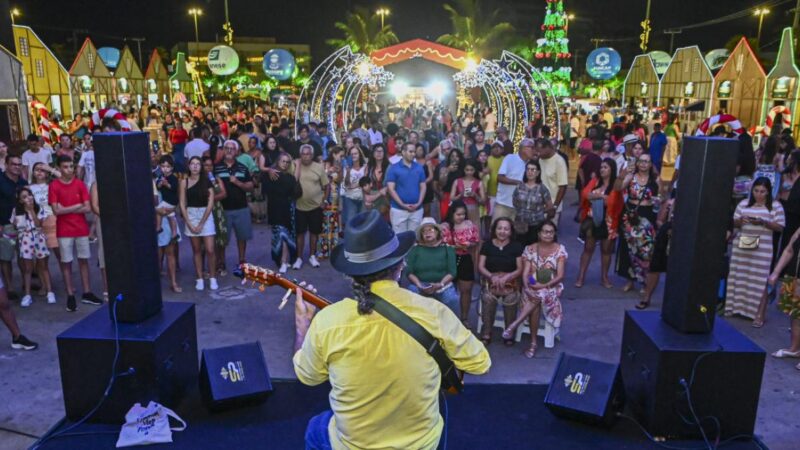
left=207, top=45, right=239, bottom=76
left=262, top=49, right=295, bottom=81
left=586, top=47, right=621, bottom=80
left=648, top=51, right=671, bottom=75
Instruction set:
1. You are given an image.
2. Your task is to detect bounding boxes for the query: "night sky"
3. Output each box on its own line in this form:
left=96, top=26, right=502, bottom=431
left=13, top=0, right=799, bottom=70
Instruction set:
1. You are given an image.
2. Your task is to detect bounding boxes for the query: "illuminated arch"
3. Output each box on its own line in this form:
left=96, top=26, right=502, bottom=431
left=370, top=39, right=470, bottom=70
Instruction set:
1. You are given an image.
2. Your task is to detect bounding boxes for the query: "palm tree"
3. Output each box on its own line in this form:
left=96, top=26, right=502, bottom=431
left=436, top=0, right=514, bottom=57
left=326, top=6, right=399, bottom=54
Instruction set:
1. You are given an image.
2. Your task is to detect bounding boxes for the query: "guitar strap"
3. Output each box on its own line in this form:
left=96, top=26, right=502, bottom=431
left=367, top=292, right=462, bottom=392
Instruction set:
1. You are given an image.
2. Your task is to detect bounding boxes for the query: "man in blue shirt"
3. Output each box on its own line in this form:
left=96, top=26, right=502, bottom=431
left=649, top=122, right=668, bottom=173
left=386, top=142, right=426, bottom=233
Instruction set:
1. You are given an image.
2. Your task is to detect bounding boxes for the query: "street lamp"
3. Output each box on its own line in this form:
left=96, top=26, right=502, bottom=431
left=565, top=13, right=575, bottom=37
left=188, top=8, right=203, bottom=63
left=10, top=7, right=20, bottom=25
left=754, top=8, right=770, bottom=46
left=376, top=7, right=390, bottom=28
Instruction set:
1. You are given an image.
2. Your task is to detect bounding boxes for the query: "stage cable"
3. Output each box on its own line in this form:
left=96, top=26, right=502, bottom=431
left=0, top=425, right=40, bottom=440
left=32, top=294, right=127, bottom=449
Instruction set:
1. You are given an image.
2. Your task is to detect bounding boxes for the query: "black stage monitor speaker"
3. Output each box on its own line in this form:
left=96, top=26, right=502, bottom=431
left=200, top=342, right=273, bottom=412
left=620, top=311, right=765, bottom=439
left=94, top=132, right=162, bottom=323
left=662, top=136, right=738, bottom=333
left=57, top=302, right=198, bottom=423
left=544, top=353, right=624, bottom=427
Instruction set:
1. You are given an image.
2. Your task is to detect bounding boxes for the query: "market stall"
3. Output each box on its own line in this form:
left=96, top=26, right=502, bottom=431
left=12, top=25, right=73, bottom=119
left=144, top=49, right=170, bottom=106
left=660, top=46, right=714, bottom=127
left=622, top=54, right=660, bottom=112
left=0, top=44, right=30, bottom=142
left=712, top=37, right=766, bottom=130
left=169, top=52, right=200, bottom=106
left=761, top=28, right=799, bottom=136
left=68, top=38, right=114, bottom=113
left=113, top=45, right=144, bottom=108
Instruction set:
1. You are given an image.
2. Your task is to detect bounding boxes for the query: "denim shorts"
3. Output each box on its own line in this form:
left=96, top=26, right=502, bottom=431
left=223, top=208, right=253, bottom=242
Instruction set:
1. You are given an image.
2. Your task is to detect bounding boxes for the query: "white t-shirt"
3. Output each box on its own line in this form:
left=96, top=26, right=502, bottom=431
left=21, top=148, right=53, bottom=179
left=496, top=153, right=526, bottom=207
left=78, top=150, right=96, bottom=189
left=368, top=129, right=383, bottom=145
left=342, top=165, right=367, bottom=200
left=184, top=138, right=209, bottom=160
left=539, top=154, right=569, bottom=212
left=29, top=183, right=53, bottom=216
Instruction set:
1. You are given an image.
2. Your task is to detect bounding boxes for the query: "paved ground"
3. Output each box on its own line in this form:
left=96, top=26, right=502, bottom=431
left=0, top=188, right=797, bottom=450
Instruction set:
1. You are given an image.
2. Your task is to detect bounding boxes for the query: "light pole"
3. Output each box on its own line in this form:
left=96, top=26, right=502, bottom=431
left=565, top=13, right=575, bottom=37
left=377, top=7, right=390, bottom=28
left=10, top=7, right=20, bottom=25
left=188, top=8, right=202, bottom=63
left=754, top=8, right=770, bottom=47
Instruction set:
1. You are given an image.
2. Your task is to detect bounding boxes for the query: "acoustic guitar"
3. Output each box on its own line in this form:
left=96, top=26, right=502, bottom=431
left=233, top=263, right=464, bottom=394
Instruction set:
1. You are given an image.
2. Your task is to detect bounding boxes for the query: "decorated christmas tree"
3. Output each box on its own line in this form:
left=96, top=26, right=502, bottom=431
left=533, top=0, right=571, bottom=97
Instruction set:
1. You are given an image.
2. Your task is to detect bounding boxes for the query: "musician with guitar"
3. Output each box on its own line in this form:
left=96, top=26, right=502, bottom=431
left=292, top=210, right=491, bottom=450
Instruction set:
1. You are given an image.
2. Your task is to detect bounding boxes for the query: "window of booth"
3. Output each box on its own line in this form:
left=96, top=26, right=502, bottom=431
left=718, top=80, right=732, bottom=98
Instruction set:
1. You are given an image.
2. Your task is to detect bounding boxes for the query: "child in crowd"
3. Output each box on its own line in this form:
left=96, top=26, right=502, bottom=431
left=450, top=159, right=485, bottom=226
left=12, top=187, right=54, bottom=307
left=155, top=155, right=180, bottom=241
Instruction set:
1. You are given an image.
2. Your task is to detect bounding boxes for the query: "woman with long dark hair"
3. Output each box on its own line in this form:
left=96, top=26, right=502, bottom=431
left=341, top=146, right=367, bottom=228
left=441, top=200, right=480, bottom=324
left=364, top=144, right=390, bottom=220
left=576, top=158, right=623, bottom=288
left=436, top=148, right=465, bottom=219
left=726, top=177, right=785, bottom=326
left=615, top=154, right=660, bottom=293
left=780, top=150, right=800, bottom=257
left=179, top=156, right=218, bottom=291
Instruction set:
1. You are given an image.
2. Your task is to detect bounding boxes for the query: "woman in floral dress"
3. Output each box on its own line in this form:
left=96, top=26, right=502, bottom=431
left=502, top=220, right=567, bottom=358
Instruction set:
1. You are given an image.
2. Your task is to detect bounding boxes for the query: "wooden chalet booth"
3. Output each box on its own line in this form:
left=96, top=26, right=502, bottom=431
left=12, top=25, right=72, bottom=118
left=660, top=46, right=714, bottom=129
left=113, top=45, right=145, bottom=108
left=761, top=28, right=800, bottom=136
left=712, top=37, right=766, bottom=131
left=144, top=49, right=170, bottom=106
left=622, top=54, right=660, bottom=112
left=69, top=38, right=114, bottom=113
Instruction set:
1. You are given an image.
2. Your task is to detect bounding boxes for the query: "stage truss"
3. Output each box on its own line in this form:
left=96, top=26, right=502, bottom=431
left=453, top=51, right=561, bottom=145
left=297, top=47, right=560, bottom=146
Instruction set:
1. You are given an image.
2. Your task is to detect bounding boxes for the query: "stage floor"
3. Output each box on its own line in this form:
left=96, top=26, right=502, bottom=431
left=34, top=381, right=758, bottom=449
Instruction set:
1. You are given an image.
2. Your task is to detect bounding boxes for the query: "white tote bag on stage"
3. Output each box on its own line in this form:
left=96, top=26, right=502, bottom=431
left=116, top=401, right=187, bottom=447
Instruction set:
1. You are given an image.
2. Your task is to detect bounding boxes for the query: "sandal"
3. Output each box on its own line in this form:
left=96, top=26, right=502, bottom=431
left=622, top=282, right=634, bottom=293
left=601, top=280, right=613, bottom=289
left=171, top=285, right=183, bottom=293
left=502, top=328, right=514, bottom=340
left=751, top=318, right=765, bottom=328
left=503, top=338, right=515, bottom=347
left=525, top=344, right=537, bottom=359
left=635, top=300, right=650, bottom=310
left=771, top=349, right=800, bottom=358
left=574, top=281, right=584, bottom=288
left=480, top=336, right=491, bottom=346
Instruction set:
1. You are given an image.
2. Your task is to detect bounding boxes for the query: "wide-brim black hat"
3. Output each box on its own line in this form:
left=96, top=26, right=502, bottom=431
left=331, top=210, right=415, bottom=277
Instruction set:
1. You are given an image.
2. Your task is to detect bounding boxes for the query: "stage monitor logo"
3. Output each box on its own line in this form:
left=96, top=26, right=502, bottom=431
left=219, top=361, right=246, bottom=383
left=563, top=372, right=591, bottom=395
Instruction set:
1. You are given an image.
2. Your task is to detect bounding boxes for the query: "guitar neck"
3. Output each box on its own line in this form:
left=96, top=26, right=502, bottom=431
left=272, top=277, right=332, bottom=310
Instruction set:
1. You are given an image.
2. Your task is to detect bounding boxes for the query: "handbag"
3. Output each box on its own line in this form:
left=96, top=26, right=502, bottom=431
left=116, top=401, right=186, bottom=448
left=737, top=235, right=760, bottom=250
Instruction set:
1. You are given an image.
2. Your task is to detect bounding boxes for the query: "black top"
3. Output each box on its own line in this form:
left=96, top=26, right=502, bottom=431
left=186, top=179, right=208, bottom=208
left=158, top=174, right=179, bottom=206
left=213, top=161, right=252, bottom=210
left=263, top=172, right=297, bottom=228
left=0, top=173, right=27, bottom=226
left=289, top=139, right=323, bottom=160
left=480, top=240, right=523, bottom=273
left=208, top=134, right=222, bottom=162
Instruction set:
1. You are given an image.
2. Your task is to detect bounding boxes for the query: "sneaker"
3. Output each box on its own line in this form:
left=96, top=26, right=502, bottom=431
left=81, top=292, right=103, bottom=306
left=292, top=259, right=303, bottom=270
left=11, top=334, right=38, bottom=351
left=209, top=278, right=219, bottom=290
left=66, top=295, right=77, bottom=312
left=195, top=279, right=204, bottom=291
left=20, top=295, right=32, bottom=308
left=309, top=255, right=320, bottom=268
left=279, top=263, right=289, bottom=274
left=46, top=292, right=56, bottom=304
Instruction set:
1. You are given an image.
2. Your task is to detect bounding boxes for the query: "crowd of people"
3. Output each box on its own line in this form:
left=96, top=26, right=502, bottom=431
left=1, top=100, right=798, bottom=373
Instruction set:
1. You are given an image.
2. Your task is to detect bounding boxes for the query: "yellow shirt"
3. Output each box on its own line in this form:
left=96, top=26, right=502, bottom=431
left=293, top=280, right=491, bottom=450
left=487, top=155, right=505, bottom=197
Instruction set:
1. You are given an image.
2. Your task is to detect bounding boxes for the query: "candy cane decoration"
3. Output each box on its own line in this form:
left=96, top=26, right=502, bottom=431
left=89, top=108, right=131, bottom=131
left=694, top=114, right=745, bottom=136
left=762, top=105, right=792, bottom=136
left=30, top=99, right=62, bottom=144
